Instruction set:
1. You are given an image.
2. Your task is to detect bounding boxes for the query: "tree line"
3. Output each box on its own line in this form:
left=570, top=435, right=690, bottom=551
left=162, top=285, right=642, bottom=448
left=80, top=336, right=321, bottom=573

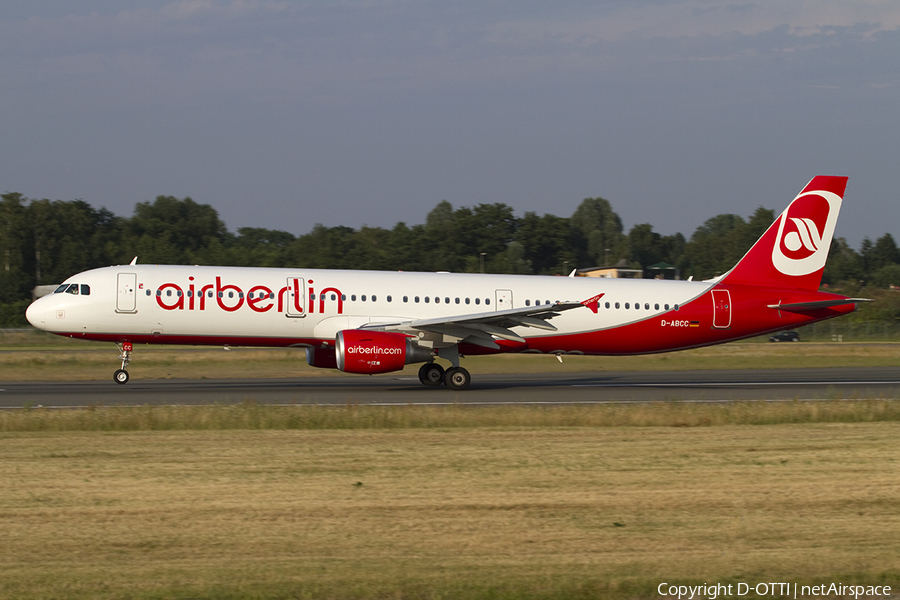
left=2, top=191, right=898, bottom=326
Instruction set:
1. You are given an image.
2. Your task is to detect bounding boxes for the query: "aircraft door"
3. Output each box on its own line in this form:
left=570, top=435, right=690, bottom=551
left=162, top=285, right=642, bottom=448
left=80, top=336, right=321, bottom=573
left=285, top=277, right=306, bottom=318
left=116, top=273, right=137, bottom=313
left=712, top=289, right=732, bottom=329
left=495, top=289, right=513, bottom=310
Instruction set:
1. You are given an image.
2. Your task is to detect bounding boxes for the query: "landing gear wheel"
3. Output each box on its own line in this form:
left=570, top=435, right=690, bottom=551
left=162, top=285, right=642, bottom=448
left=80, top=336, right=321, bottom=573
left=418, top=362, right=445, bottom=387
left=114, top=369, right=130, bottom=385
left=444, top=367, right=471, bottom=391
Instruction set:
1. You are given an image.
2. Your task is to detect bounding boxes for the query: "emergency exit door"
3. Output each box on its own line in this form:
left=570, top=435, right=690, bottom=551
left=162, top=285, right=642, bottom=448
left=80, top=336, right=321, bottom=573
left=712, top=289, right=732, bottom=329
left=495, top=289, right=513, bottom=310
left=116, top=273, right=137, bottom=313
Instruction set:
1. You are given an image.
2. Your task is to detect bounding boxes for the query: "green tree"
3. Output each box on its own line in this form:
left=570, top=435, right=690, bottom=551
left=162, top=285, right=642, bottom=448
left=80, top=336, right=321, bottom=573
left=683, top=213, right=747, bottom=279
left=570, top=197, right=627, bottom=267
left=822, top=237, right=862, bottom=286
left=130, top=196, right=232, bottom=264
left=0, top=193, right=29, bottom=303
left=515, top=212, right=575, bottom=275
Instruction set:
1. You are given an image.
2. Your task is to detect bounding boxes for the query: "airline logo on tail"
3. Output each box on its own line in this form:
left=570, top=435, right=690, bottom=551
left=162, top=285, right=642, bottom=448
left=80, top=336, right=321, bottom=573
left=771, top=188, right=841, bottom=277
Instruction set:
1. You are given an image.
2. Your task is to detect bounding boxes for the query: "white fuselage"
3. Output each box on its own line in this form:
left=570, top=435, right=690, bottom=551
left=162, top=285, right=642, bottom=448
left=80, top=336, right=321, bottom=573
left=27, top=264, right=711, bottom=352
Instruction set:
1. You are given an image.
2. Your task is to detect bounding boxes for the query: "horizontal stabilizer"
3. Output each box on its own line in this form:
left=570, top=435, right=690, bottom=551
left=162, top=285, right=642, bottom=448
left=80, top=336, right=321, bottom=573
left=767, top=298, right=871, bottom=311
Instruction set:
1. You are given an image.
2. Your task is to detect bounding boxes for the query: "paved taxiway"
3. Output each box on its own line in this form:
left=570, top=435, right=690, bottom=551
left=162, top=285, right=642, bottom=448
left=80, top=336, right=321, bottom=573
left=1, top=367, right=899, bottom=408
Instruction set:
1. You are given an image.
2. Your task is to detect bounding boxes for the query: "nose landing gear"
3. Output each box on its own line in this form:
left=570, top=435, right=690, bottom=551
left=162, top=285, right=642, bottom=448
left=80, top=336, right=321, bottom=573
left=114, top=341, right=133, bottom=384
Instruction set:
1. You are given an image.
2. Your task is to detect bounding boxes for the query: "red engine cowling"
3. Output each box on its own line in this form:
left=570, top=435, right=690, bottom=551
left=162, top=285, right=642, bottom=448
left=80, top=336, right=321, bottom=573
left=336, top=330, right=433, bottom=374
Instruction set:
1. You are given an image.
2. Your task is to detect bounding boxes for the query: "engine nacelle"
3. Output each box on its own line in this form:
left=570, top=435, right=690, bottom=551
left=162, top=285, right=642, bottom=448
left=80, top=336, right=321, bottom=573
left=335, top=330, right=433, bottom=374
left=305, top=346, right=337, bottom=369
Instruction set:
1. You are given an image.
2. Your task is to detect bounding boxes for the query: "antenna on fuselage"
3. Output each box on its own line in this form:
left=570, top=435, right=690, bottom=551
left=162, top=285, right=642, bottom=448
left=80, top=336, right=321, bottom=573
left=129, top=257, right=138, bottom=265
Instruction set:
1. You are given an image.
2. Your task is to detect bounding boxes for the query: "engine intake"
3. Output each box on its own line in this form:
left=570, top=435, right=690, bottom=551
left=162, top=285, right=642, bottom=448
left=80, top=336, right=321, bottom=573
left=336, top=330, right=433, bottom=374
left=305, top=346, right=337, bottom=369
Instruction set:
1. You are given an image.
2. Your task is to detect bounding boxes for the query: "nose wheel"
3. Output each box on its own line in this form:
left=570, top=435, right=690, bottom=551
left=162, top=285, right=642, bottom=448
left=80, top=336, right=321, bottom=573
left=114, top=342, right=133, bottom=384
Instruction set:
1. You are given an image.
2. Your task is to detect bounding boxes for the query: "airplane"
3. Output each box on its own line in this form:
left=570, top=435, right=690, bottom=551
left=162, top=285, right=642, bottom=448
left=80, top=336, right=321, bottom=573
left=25, top=176, right=869, bottom=390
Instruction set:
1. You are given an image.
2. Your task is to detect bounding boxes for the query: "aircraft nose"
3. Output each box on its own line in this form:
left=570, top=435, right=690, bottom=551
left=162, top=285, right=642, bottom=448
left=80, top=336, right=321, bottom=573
left=26, top=299, right=48, bottom=329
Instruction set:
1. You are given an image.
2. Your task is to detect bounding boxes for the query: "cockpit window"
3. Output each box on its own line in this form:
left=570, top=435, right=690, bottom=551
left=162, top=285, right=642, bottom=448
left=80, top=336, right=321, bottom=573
left=65, top=283, right=79, bottom=295
left=80, top=284, right=90, bottom=296
left=54, top=284, right=69, bottom=293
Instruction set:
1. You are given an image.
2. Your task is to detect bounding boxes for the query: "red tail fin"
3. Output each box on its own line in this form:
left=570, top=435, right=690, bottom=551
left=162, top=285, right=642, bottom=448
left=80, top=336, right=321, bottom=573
left=722, top=176, right=848, bottom=291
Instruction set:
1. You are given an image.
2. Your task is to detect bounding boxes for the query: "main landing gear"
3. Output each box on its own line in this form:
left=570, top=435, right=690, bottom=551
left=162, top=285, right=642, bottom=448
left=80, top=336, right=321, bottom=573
left=114, top=341, right=133, bottom=384
left=417, top=362, right=472, bottom=390
left=417, top=343, right=472, bottom=391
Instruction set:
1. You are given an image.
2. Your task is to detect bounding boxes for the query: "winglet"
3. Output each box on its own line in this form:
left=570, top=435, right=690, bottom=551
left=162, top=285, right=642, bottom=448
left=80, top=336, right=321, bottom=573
left=581, top=293, right=605, bottom=314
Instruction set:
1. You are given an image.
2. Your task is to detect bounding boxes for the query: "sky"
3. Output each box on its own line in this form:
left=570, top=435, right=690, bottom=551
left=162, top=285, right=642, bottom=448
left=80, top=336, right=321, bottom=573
left=2, top=0, right=898, bottom=248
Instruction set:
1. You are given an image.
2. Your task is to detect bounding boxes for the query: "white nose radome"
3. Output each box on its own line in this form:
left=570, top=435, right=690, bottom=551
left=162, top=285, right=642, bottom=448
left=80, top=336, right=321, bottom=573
left=26, top=298, right=49, bottom=329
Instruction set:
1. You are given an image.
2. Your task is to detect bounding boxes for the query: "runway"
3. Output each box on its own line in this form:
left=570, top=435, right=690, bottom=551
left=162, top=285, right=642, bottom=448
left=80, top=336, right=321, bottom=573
left=2, top=367, right=899, bottom=408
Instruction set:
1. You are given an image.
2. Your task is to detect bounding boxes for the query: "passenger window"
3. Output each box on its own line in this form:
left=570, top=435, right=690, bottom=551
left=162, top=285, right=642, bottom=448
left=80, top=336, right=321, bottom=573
left=157, top=290, right=162, bottom=296
left=387, top=295, right=392, bottom=302
left=166, top=290, right=173, bottom=297
left=362, top=295, right=367, bottom=302
left=146, top=290, right=151, bottom=296
left=403, top=296, right=409, bottom=303
left=605, top=302, right=610, bottom=309
left=475, top=298, right=480, bottom=305
left=644, top=303, right=649, bottom=310
left=624, top=303, right=630, bottom=309
left=486, top=298, right=491, bottom=305
left=664, top=304, right=669, bottom=310
left=615, top=302, right=620, bottom=309
left=80, top=284, right=91, bottom=295
left=351, top=295, right=357, bottom=301
left=674, top=304, right=679, bottom=311
left=177, top=290, right=183, bottom=297
left=425, top=297, right=430, bottom=303
left=435, top=297, right=440, bottom=304
left=415, top=296, right=420, bottom=303
left=465, top=298, right=470, bottom=304
left=331, top=294, right=337, bottom=301
left=525, top=300, right=531, bottom=306
left=208, top=291, right=214, bottom=298
left=445, top=297, right=450, bottom=304
left=655, top=303, right=659, bottom=310
left=455, top=298, right=460, bottom=304
left=372, top=295, right=377, bottom=302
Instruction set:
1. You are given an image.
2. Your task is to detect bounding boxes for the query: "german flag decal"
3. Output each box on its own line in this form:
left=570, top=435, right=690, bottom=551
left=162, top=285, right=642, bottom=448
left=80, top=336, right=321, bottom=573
left=689, top=321, right=700, bottom=328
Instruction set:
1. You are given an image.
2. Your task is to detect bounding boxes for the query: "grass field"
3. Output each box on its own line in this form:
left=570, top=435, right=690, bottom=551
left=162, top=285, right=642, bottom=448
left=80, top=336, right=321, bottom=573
left=1, top=403, right=899, bottom=600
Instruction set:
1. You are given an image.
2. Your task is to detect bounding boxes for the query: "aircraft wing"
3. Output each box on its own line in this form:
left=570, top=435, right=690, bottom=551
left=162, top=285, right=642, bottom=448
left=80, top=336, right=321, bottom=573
left=362, top=295, right=602, bottom=349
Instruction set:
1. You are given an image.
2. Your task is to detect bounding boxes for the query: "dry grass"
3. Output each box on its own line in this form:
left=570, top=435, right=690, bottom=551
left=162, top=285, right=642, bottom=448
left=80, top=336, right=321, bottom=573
left=1, top=340, right=899, bottom=381
left=3, top=400, right=900, bottom=432
left=1, top=421, right=899, bottom=599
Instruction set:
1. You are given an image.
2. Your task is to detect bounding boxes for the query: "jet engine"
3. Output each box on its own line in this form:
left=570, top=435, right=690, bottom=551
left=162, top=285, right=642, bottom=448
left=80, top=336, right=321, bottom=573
left=335, top=330, right=433, bottom=374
